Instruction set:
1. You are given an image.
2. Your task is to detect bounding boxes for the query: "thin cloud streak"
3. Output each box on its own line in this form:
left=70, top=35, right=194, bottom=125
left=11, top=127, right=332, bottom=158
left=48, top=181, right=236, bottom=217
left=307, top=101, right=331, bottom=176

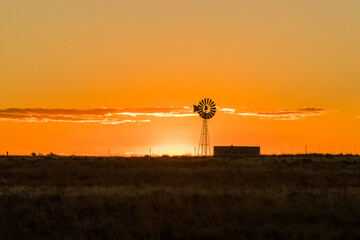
left=0, top=107, right=194, bottom=124
left=0, top=106, right=330, bottom=124
left=217, top=108, right=236, bottom=114
left=233, top=108, right=329, bottom=120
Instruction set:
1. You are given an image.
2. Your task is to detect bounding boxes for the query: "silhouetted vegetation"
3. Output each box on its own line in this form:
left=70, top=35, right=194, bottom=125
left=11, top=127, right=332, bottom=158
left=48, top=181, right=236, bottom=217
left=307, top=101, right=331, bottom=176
left=0, top=155, right=359, bottom=239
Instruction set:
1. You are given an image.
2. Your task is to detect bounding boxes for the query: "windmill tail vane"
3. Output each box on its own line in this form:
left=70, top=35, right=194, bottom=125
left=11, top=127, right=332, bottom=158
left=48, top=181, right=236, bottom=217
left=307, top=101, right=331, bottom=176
left=193, top=105, right=199, bottom=112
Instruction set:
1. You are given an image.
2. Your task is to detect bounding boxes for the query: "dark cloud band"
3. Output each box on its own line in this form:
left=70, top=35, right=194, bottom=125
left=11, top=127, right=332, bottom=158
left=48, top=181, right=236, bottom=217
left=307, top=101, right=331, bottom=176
left=0, top=107, right=195, bottom=124
left=0, top=106, right=329, bottom=124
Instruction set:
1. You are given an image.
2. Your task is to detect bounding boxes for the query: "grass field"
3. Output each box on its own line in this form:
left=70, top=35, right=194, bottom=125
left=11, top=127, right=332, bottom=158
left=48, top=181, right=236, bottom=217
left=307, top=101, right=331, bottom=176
left=0, top=155, right=359, bottom=239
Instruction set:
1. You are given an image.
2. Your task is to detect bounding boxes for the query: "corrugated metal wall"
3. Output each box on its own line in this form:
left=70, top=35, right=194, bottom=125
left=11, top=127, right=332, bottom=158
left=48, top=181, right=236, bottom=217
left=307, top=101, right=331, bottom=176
left=214, top=146, right=260, bottom=157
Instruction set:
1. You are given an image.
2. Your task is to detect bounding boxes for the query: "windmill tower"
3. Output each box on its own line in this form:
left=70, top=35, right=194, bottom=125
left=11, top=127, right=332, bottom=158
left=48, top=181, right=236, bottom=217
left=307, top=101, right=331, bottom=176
left=193, top=98, right=216, bottom=156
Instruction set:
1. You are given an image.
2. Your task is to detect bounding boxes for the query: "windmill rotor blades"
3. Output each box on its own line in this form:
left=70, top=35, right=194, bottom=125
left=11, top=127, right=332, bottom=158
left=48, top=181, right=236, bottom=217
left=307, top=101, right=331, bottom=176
left=194, top=98, right=216, bottom=119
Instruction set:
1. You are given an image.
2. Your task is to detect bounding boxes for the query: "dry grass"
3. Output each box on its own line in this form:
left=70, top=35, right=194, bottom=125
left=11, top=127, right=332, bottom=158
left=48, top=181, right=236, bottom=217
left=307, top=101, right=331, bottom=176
left=0, top=155, right=360, bottom=239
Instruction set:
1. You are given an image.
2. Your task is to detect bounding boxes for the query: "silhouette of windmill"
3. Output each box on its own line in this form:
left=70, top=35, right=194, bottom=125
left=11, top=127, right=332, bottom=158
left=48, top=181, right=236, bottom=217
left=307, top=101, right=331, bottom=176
left=193, top=98, right=216, bottom=156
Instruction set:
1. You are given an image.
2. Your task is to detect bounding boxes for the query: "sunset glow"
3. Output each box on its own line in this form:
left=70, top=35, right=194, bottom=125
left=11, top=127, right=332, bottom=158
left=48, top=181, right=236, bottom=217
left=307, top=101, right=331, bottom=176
left=1, top=1, right=359, bottom=155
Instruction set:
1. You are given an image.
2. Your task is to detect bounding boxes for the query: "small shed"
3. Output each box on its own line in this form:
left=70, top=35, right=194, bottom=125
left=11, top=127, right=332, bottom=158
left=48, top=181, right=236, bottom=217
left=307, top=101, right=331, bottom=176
left=213, top=145, right=260, bottom=157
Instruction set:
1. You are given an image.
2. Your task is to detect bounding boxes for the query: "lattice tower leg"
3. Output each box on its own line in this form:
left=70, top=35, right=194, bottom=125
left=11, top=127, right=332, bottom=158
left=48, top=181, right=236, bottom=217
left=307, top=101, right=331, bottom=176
left=198, top=119, right=211, bottom=156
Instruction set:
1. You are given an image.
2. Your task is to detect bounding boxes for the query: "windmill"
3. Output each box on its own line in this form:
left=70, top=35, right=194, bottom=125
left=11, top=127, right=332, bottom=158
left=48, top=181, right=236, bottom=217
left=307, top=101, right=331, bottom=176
left=193, top=98, right=216, bottom=156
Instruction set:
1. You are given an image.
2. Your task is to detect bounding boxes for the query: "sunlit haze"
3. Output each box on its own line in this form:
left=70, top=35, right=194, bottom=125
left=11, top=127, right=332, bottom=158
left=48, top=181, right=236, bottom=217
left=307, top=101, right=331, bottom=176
left=1, top=1, right=360, bottom=155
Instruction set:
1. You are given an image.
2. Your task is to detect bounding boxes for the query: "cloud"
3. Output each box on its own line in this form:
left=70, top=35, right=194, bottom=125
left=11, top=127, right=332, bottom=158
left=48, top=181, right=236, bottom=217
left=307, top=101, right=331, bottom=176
left=0, top=107, right=194, bottom=124
left=217, top=107, right=236, bottom=114
left=232, top=107, right=329, bottom=120
left=0, top=106, right=330, bottom=124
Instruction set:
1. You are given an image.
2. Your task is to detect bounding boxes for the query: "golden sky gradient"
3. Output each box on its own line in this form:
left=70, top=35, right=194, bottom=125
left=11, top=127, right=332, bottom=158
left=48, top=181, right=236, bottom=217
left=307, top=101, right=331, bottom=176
left=1, top=1, right=359, bottom=155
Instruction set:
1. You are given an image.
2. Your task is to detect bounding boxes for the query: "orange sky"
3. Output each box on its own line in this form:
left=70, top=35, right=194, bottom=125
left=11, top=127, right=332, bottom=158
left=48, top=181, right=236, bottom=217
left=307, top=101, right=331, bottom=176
left=0, top=1, right=359, bottom=155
